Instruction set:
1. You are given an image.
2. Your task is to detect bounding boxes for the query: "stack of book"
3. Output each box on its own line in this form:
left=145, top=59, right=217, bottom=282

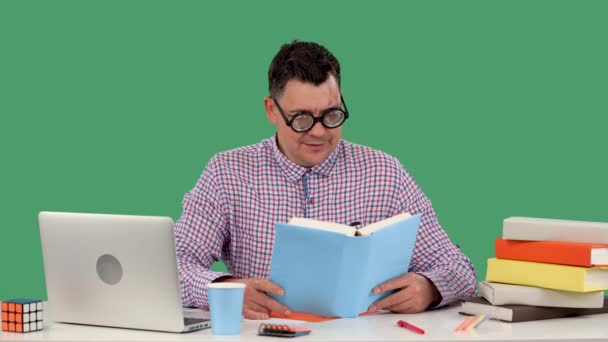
left=460, top=217, right=608, bottom=322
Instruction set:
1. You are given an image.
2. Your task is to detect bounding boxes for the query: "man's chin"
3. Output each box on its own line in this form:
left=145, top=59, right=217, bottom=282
left=301, top=153, right=331, bottom=167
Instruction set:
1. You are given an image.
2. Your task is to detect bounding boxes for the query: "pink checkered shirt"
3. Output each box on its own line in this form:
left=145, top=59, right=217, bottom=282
left=175, top=135, right=477, bottom=309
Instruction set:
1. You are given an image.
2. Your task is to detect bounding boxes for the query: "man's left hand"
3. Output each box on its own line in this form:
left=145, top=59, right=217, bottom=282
left=369, top=272, right=440, bottom=314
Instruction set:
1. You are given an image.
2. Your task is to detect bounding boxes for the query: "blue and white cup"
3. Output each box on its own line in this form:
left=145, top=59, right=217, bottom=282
left=206, top=283, right=246, bottom=335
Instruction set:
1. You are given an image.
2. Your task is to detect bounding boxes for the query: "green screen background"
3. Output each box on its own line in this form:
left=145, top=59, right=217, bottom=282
left=1, top=1, right=607, bottom=300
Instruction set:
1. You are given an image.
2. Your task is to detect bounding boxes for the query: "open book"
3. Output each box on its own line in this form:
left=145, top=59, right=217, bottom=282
left=288, top=212, right=414, bottom=237
left=268, top=213, right=421, bottom=318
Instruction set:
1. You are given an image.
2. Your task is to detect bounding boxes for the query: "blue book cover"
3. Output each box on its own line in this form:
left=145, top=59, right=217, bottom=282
left=268, top=213, right=421, bottom=318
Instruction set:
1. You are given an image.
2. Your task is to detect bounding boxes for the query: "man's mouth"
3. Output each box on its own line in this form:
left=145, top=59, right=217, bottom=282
left=303, top=142, right=324, bottom=147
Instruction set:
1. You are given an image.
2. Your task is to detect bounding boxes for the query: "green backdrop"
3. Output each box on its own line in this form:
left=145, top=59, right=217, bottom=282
left=1, top=1, right=607, bottom=300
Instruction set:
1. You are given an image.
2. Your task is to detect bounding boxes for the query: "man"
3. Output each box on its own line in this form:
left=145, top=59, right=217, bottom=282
left=175, top=40, right=477, bottom=320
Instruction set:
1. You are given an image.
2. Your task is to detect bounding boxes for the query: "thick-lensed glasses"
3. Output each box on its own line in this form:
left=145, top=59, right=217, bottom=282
left=272, top=95, right=349, bottom=133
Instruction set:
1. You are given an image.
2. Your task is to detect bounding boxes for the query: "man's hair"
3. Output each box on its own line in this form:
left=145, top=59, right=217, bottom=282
left=268, top=40, right=341, bottom=99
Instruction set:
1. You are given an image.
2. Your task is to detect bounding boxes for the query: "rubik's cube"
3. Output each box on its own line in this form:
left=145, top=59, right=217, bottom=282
left=1, top=299, right=43, bottom=333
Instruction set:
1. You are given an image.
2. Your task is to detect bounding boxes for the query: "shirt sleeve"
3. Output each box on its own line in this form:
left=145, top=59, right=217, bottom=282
left=174, top=156, right=233, bottom=308
left=392, top=162, right=478, bottom=307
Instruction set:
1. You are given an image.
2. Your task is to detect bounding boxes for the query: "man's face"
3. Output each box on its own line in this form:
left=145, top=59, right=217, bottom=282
left=264, top=75, right=343, bottom=168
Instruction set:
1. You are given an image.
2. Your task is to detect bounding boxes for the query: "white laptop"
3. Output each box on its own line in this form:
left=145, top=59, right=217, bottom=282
left=38, top=211, right=211, bottom=333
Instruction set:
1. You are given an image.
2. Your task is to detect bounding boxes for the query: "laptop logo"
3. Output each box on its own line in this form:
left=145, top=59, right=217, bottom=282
left=96, top=254, right=123, bottom=285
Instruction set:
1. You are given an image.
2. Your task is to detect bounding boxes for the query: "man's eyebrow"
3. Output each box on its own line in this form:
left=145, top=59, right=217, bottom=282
left=287, top=108, right=313, bottom=114
left=288, top=104, right=342, bottom=114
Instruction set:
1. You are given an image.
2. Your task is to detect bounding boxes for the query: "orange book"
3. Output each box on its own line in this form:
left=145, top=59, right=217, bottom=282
left=495, top=238, right=608, bottom=267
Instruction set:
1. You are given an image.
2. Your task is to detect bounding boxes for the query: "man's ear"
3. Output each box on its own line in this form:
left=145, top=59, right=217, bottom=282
left=264, top=96, right=278, bottom=125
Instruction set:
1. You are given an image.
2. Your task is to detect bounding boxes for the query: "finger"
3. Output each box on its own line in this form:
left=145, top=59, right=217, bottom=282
left=250, top=292, right=291, bottom=315
left=243, top=308, right=269, bottom=320
left=246, top=286, right=291, bottom=315
left=373, top=273, right=413, bottom=295
left=385, top=298, right=418, bottom=314
left=250, top=279, right=285, bottom=296
left=370, top=290, right=410, bottom=312
left=244, top=300, right=268, bottom=314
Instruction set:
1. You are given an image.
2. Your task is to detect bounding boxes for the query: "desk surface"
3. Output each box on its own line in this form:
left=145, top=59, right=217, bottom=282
left=2, top=303, right=608, bottom=342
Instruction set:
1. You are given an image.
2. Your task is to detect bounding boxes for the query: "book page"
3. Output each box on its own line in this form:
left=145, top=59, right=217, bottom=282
left=357, top=212, right=412, bottom=236
left=586, top=268, right=608, bottom=287
left=591, top=248, right=608, bottom=256
left=288, top=218, right=356, bottom=236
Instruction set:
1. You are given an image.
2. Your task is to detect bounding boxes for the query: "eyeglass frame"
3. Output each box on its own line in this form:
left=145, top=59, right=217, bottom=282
left=271, top=95, right=350, bottom=133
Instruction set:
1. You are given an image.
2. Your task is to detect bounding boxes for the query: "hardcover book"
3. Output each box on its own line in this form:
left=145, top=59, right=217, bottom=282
left=479, top=281, right=605, bottom=308
left=269, top=213, right=420, bottom=318
left=486, top=258, right=608, bottom=292
left=495, top=238, right=608, bottom=267
left=503, top=217, right=608, bottom=244
left=459, top=296, right=608, bottom=323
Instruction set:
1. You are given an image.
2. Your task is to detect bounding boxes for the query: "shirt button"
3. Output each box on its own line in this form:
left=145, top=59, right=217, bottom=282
left=308, top=198, right=314, bottom=205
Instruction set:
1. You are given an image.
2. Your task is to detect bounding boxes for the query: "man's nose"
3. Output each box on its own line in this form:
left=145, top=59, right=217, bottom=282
left=306, top=119, right=326, bottom=137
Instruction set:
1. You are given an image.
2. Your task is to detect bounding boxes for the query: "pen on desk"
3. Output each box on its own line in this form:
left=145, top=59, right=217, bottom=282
left=397, top=320, right=425, bottom=335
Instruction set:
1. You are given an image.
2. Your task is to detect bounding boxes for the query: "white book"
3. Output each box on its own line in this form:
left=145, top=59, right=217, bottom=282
left=503, top=217, right=608, bottom=244
left=479, top=281, right=606, bottom=308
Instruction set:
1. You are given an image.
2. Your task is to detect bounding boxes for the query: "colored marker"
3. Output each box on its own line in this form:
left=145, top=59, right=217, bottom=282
left=454, top=316, right=476, bottom=332
left=469, top=314, right=490, bottom=331
left=397, top=320, right=425, bottom=334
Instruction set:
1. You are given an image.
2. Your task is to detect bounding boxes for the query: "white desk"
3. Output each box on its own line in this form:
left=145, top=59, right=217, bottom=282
left=2, top=304, right=608, bottom=342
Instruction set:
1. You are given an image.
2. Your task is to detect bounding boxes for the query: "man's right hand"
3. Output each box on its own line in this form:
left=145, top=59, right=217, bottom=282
left=213, top=277, right=291, bottom=320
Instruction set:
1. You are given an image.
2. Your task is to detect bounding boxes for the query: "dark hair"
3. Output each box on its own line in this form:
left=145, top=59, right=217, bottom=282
left=268, top=40, right=341, bottom=98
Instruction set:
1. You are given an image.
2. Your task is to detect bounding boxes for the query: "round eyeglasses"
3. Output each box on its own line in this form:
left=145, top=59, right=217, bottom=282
left=271, top=95, right=349, bottom=133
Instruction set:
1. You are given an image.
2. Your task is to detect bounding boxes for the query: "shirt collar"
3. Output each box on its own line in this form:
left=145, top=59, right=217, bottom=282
left=269, top=134, right=342, bottom=183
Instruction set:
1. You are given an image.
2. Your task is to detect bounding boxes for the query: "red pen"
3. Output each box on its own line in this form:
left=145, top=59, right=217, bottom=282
left=397, top=320, right=425, bottom=334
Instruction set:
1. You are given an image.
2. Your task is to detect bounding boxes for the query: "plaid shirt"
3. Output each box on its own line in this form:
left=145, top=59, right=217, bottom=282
left=175, top=135, right=477, bottom=309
